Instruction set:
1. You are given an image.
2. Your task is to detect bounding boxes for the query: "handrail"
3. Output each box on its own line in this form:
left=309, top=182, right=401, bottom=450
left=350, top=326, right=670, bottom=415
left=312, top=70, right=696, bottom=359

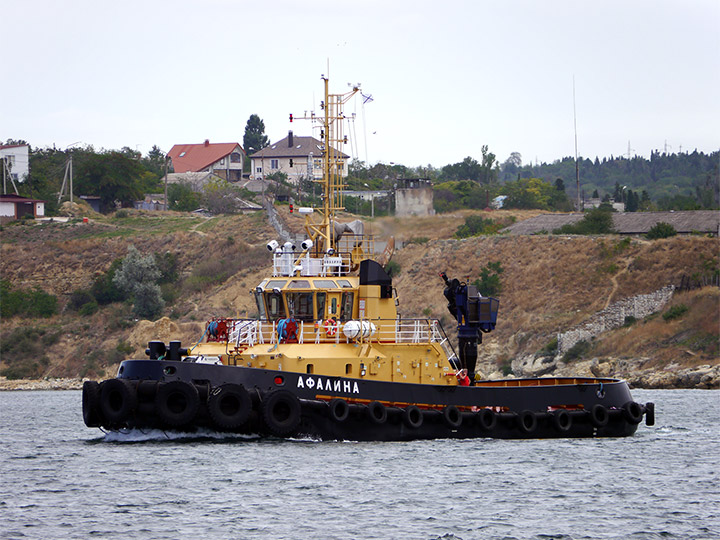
left=212, top=317, right=455, bottom=353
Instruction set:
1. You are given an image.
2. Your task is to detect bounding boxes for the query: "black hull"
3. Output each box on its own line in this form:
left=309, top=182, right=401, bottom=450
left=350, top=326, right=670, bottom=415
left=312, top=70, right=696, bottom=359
left=83, top=359, right=654, bottom=441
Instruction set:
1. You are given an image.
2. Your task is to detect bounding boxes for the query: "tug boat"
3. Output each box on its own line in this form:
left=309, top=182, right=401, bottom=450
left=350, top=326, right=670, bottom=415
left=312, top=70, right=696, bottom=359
left=83, top=76, right=655, bottom=440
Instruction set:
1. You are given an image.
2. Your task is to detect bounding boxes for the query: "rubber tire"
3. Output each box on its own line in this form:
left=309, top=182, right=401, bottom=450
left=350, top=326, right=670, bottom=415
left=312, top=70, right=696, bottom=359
left=477, top=409, right=497, bottom=431
left=155, top=381, right=200, bottom=427
left=262, top=390, right=302, bottom=436
left=644, top=402, right=655, bottom=426
left=443, top=405, right=462, bottom=429
left=328, top=398, right=349, bottom=422
left=552, top=409, right=572, bottom=433
left=623, top=401, right=643, bottom=424
left=82, top=381, right=102, bottom=427
left=367, top=401, right=387, bottom=424
left=403, top=405, right=423, bottom=429
left=590, top=403, right=609, bottom=427
left=518, top=410, right=538, bottom=434
left=207, top=384, right=252, bottom=430
left=99, top=378, right=137, bottom=424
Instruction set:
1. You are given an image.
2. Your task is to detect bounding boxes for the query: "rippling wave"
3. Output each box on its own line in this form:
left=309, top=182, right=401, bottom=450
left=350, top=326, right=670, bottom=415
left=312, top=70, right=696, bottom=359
left=1, top=389, right=718, bottom=540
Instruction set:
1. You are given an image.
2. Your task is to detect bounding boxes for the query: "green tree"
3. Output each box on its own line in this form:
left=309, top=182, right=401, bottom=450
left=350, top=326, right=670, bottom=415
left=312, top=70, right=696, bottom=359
left=113, top=246, right=165, bottom=319
left=440, top=157, right=482, bottom=182
left=75, top=151, right=152, bottom=211
left=143, top=145, right=167, bottom=177
left=168, top=182, right=201, bottom=211
left=243, top=114, right=269, bottom=156
left=625, top=189, right=639, bottom=212
left=479, top=145, right=499, bottom=184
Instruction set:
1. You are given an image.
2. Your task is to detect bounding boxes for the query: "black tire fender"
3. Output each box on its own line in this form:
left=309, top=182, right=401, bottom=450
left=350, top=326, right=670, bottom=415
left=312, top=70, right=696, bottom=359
left=155, top=381, right=200, bottom=427
left=623, top=401, right=643, bottom=424
left=328, top=398, right=349, bottom=422
left=443, top=405, right=462, bottom=429
left=402, top=405, right=423, bottom=429
left=644, top=402, right=655, bottom=426
left=590, top=403, right=609, bottom=427
left=477, top=409, right=497, bottom=431
left=552, top=409, right=572, bottom=433
left=262, top=390, right=301, bottom=436
left=367, top=401, right=387, bottom=424
left=518, top=410, right=538, bottom=434
left=207, top=383, right=252, bottom=430
left=82, top=380, right=103, bottom=427
left=99, top=378, right=137, bottom=424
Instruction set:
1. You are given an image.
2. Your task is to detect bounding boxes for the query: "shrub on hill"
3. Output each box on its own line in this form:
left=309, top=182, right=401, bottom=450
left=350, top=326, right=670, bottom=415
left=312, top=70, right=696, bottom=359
left=0, top=280, right=58, bottom=318
left=646, top=222, right=677, bottom=240
left=472, top=261, right=504, bottom=296
left=553, top=207, right=615, bottom=235
left=455, top=216, right=515, bottom=238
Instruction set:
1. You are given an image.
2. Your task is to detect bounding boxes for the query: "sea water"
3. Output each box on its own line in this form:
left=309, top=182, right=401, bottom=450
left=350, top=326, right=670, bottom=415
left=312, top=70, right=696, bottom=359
left=0, top=389, right=718, bottom=540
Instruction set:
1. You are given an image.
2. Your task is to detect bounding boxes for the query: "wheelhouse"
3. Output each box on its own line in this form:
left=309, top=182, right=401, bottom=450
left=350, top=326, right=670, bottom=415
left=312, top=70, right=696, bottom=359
left=254, top=277, right=359, bottom=322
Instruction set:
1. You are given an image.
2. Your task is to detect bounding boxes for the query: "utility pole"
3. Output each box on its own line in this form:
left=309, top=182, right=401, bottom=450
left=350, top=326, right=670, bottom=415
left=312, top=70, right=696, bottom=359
left=573, top=76, right=580, bottom=211
left=3, top=157, right=20, bottom=195
left=164, top=156, right=169, bottom=210
left=57, top=156, right=73, bottom=203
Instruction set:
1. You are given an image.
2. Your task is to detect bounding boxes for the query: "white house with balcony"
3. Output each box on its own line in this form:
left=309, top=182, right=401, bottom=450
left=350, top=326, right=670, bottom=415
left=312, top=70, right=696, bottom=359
left=250, top=131, right=349, bottom=184
left=0, top=143, right=30, bottom=186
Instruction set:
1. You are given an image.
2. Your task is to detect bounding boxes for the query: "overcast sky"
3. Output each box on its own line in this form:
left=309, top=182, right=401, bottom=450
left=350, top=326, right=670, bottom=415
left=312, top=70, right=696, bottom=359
left=2, top=0, right=718, bottom=168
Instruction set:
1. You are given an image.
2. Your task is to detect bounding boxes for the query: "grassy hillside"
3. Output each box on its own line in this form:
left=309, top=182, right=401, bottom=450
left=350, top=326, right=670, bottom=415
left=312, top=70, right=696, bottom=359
left=1, top=207, right=718, bottom=386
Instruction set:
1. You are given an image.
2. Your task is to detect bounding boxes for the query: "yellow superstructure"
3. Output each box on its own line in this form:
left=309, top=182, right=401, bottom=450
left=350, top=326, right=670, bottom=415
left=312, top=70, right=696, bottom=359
left=188, top=74, right=460, bottom=387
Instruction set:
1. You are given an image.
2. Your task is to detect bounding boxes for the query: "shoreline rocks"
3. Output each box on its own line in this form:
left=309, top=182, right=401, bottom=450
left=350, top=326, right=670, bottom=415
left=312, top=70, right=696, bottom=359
left=0, top=377, right=85, bottom=391
left=2, top=362, right=719, bottom=391
left=479, top=355, right=720, bottom=389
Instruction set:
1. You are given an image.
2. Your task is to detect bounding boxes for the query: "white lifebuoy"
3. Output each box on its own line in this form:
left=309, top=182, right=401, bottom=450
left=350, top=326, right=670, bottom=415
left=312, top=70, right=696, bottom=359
left=325, top=318, right=338, bottom=336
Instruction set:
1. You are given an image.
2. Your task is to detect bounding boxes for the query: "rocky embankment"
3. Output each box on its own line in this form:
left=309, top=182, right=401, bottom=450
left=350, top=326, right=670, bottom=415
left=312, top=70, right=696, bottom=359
left=0, top=377, right=85, bottom=391
left=3, top=360, right=718, bottom=391
left=490, top=355, right=720, bottom=389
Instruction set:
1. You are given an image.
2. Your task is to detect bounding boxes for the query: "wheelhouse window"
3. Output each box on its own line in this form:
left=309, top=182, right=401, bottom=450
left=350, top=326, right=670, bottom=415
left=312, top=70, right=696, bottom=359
left=266, top=292, right=285, bottom=320
left=254, top=290, right=267, bottom=320
left=286, top=292, right=314, bottom=321
left=340, top=292, right=354, bottom=321
left=316, top=292, right=326, bottom=320
left=337, top=280, right=353, bottom=288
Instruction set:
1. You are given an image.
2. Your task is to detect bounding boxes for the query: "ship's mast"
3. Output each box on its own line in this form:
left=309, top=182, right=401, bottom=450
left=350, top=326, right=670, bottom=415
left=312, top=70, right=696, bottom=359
left=295, top=75, right=359, bottom=255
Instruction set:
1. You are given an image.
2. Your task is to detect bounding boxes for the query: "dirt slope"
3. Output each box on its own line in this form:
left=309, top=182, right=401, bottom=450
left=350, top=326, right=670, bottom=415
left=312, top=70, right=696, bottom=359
left=1, top=208, right=718, bottom=386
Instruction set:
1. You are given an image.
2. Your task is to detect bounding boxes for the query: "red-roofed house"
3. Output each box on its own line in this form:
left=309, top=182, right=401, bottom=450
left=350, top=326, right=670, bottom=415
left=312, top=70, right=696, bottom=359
left=167, top=140, right=245, bottom=182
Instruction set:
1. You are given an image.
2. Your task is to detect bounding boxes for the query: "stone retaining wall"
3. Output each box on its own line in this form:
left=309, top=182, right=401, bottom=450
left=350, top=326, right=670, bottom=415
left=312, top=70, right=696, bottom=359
left=263, top=197, right=302, bottom=245
left=557, top=285, right=675, bottom=354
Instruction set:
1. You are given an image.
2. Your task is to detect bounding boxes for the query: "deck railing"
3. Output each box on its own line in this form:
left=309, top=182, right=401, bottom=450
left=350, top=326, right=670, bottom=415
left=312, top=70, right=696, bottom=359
left=217, top=317, right=456, bottom=357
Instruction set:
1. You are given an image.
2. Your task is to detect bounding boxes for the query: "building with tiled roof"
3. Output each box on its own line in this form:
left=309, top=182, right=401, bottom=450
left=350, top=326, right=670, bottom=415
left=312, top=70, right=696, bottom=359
left=167, top=140, right=245, bottom=182
left=502, top=210, right=720, bottom=236
left=250, top=131, right=349, bottom=184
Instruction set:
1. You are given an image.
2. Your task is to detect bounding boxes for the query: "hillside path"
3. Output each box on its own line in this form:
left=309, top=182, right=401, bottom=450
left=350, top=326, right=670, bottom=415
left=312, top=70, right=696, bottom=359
left=190, top=216, right=215, bottom=236
left=604, top=256, right=634, bottom=309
